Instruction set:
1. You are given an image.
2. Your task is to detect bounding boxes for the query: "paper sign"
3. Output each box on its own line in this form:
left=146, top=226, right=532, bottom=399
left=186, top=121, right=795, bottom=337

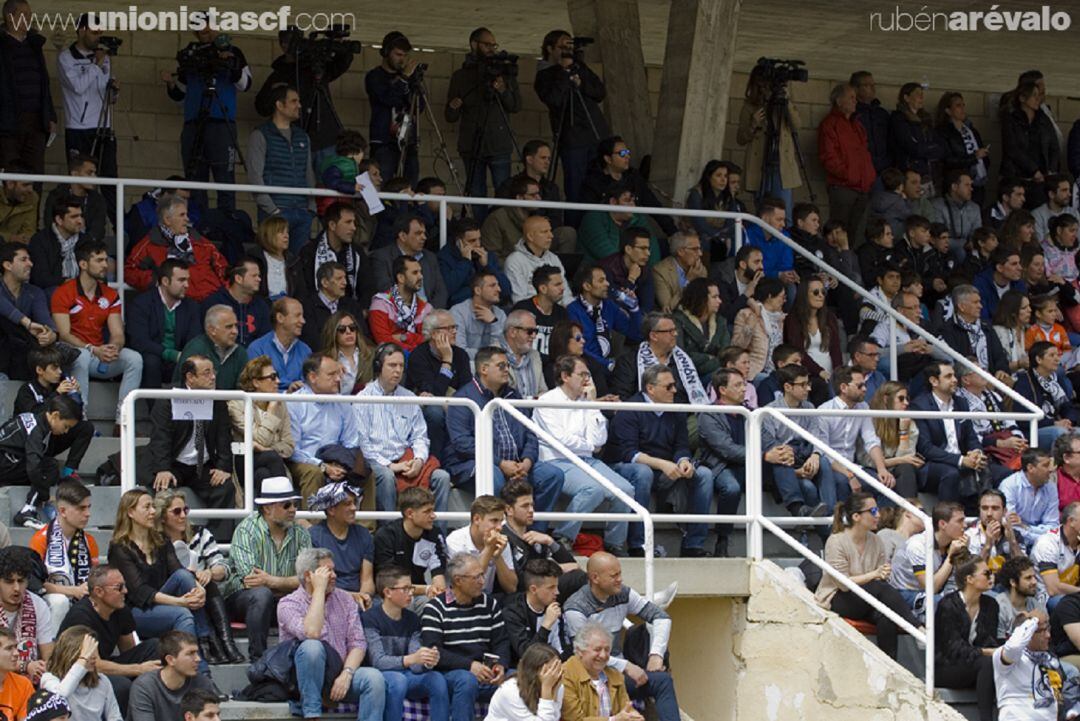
left=171, top=398, right=213, bottom=421
left=356, top=172, right=384, bottom=215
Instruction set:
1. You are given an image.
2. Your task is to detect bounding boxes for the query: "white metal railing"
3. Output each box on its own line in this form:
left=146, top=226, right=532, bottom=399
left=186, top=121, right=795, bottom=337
left=0, top=168, right=1038, bottom=433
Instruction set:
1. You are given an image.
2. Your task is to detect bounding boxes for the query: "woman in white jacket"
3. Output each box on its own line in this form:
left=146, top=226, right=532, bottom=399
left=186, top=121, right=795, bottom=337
left=484, top=644, right=564, bottom=721
left=40, top=628, right=122, bottom=721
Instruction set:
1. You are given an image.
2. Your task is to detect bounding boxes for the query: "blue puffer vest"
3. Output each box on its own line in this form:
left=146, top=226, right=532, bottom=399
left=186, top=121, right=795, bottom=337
left=257, top=122, right=310, bottom=210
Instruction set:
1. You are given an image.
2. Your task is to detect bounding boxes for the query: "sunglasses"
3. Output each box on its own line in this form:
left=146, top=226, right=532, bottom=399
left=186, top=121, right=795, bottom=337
left=258, top=372, right=280, bottom=381
left=810, top=288, right=825, bottom=297
left=337, top=324, right=358, bottom=334
left=616, top=149, right=631, bottom=158
left=168, top=506, right=191, bottom=516
left=514, top=326, right=539, bottom=336
left=572, top=334, right=584, bottom=342
left=857, top=506, right=879, bottom=517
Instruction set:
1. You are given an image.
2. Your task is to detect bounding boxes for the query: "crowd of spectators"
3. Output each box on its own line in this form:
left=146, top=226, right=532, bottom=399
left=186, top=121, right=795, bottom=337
left=3, top=3, right=1080, bottom=717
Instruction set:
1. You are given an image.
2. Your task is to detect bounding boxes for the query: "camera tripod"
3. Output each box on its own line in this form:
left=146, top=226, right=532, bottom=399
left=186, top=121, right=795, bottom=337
left=548, top=65, right=601, bottom=184
left=464, top=82, right=523, bottom=210
left=89, top=79, right=118, bottom=171
left=185, top=77, right=247, bottom=189
left=407, top=72, right=466, bottom=197
left=760, top=83, right=816, bottom=205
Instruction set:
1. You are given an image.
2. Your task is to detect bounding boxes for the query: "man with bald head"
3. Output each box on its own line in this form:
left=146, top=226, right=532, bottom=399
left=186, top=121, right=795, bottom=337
left=174, top=304, right=249, bottom=390
left=563, top=552, right=681, bottom=721
left=504, top=215, right=574, bottom=304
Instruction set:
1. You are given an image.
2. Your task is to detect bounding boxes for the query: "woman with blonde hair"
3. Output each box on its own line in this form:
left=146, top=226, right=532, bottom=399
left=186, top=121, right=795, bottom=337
left=255, top=216, right=293, bottom=299
left=40, top=627, right=121, bottom=721
left=319, top=310, right=374, bottom=394
left=227, top=355, right=292, bottom=483
left=485, top=643, right=563, bottom=721
left=107, top=489, right=217, bottom=673
left=862, top=381, right=924, bottom=499
left=155, top=490, right=243, bottom=664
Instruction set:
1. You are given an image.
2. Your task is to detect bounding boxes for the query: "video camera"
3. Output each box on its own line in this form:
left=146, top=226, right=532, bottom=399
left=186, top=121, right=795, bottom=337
left=98, top=35, right=122, bottom=56
left=281, top=24, right=361, bottom=82
left=754, top=57, right=809, bottom=90
left=480, top=50, right=519, bottom=79
left=559, top=36, right=594, bottom=73
left=177, top=35, right=237, bottom=84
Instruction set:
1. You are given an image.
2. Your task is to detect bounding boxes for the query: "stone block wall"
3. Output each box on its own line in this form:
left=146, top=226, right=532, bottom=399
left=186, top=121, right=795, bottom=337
left=35, top=30, right=1050, bottom=218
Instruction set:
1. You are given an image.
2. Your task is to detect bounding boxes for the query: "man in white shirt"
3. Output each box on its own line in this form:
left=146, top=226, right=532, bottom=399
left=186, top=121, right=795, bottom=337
left=817, top=366, right=901, bottom=502
left=534, top=355, right=634, bottom=555
left=445, top=495, right=516, bottom=595
left=994, top=614, right=1080, bottom=721
left=965, top=489, right=1023, bottom=567
left=1031, top=502, right=1080, bottom=605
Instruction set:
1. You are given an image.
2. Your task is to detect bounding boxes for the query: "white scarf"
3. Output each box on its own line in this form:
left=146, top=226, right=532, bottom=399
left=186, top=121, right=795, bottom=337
left=54, top=225, right=80, bottom=280
left=636, top=342, right=708, bottom=405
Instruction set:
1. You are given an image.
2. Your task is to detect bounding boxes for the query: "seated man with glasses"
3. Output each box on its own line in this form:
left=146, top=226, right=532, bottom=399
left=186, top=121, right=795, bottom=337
left=361, top=566, right=448, bottom=721
left=404, top=310, right=472, bottom=462
left=579, top=136, right=676, bottom=237
left=499, top=310, right=547, bottom=398
left=612, top=312, right=709, bottom=405
left=818, top=366, right=912, bottom=507
left=597, top=226, right=657, bottom=316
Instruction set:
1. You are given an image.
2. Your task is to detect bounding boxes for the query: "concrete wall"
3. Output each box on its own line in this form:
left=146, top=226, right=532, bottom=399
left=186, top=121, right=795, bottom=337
left=36, top=30, right=1080, bottom=214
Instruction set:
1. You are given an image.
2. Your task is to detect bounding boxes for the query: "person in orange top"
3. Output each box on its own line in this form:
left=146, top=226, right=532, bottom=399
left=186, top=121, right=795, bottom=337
left=124, top=194, right=226, bottom=303
left=28, top=481, right=99, bottom=640
left=1024, top=294, right=1070, bottom=353
left=0, top=629, right=34, bottom=720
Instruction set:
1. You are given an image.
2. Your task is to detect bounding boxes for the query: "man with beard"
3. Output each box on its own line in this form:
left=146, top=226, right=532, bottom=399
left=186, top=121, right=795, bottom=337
left=718, top=245, right=764, bottom=328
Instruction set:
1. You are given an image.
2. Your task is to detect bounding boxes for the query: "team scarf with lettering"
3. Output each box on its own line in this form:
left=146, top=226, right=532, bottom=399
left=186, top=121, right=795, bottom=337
left=389, top=284, right=418, bottom=330
left=44, top=518, right=91, bottom=587
left=636, top=342, right=709, bottom=405
left=158, top=223, right=194, bottom=264
left=312, top=232, right=358, bottom=294
left=1, top=593, right=38, bottom=673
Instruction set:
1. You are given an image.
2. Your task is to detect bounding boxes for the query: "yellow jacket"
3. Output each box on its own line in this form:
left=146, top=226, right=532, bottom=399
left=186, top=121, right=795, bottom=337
left=561, top=655, right=631, bottom=721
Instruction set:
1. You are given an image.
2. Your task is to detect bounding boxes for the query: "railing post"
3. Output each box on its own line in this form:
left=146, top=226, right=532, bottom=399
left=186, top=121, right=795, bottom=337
left=116, top=182, right=125, bottom=316
left=476, top=403, right=494, bottom=496
left=746, top=409, right=764, bottom=560
left=889, top=315, right=898, bottom=382
left=120, top=391, right=136, bottom=493
left=243, top=397, right=255, bottom=512
left=924, top=520, right=936, bottom=697
left=1030, top=418, right=1040, bottom=448
left=734, top=218, right=743, bottom=253
left=439, top=199, right=448, bottom=249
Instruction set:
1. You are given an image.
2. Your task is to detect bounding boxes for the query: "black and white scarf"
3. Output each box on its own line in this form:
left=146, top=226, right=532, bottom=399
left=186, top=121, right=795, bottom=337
left=158, top=223, right=194, bottom=264
left=636, top=342, right=709, bottom=405
left=579, top=296, right=610, bottom=358
left=389, top=284, right=418, bottom=330
left=955, top=315, right=989, bottom=369
left=312, top=233, right=358, bottom=293
left=54, top=225, right=81, bottom=280
left=43, top=518, right=91, bottom=586
left=1033, top=370, right=1069, bottom=415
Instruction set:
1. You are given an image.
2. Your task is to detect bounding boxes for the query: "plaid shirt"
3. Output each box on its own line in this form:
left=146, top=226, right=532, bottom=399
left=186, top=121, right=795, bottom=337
left=221, top=513, right=311, bottom=597
left=278, top=586, right=365, bottom=661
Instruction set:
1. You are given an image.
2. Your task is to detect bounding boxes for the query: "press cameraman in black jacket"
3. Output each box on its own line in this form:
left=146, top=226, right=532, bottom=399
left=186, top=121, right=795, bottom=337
left=534, top=30, right=609, bottom=209
left=446, top=27, right=521, bottom=211
left=254, top=26, right=355, bottom=168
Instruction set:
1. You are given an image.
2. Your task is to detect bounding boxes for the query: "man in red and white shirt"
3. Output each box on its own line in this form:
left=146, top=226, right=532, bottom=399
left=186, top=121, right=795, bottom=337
left=50, top=240, right=142, bottom=426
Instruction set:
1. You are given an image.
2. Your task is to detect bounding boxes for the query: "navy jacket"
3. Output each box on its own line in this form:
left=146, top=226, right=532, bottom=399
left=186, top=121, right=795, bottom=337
left=972, top=267, right=1026, bottom=322
left=436, top=242, right=511, bottom=307
left=444, top=379, right=538, bottom=481
left=1013, top=370, right=1080, bottom=427
left=127, top=289, right=201, bottom=366
left=937, top=316, right=1009, bottom=375
left=200, top=285, right=271, bottom=348
left=855, top=100, right=892, bottom=174
left=605, top=392, right=691, bottom=465
left=910, top=392, right=981, bottom=467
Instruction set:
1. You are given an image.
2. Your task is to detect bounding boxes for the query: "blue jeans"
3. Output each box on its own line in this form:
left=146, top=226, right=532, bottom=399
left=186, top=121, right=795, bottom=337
left=710, top=467, right=745, bottom=539
left=611, top=462, right=713, bottom=550
left=71, top=346, right=143, bottom=423
left=1039, top=425, right=1070, bottom=450
left=561, top=144, right=594, bottom=227
left=443, top=668, right=496, bottom=721
left=130, top=569, right=211, bottom=676
left=492, top=461, right=565, bottom=532
left=757, top=168, right=793, bottom=219
left=260, top=207, right=314, bottom=255
left=464, top=154, right=511, bottom=221
left=383, top=670, right=449, bottom=721
left=766, top=463, right=820, bottom=509
left=422, top=405, right=448, bottom=462
left=372, top=464, right=450, bottom=518
left=294, top=639, right=386, bottom=720
left=624, top=670, right=681, bottom=721
left=549, top=457, right=633, bottom=548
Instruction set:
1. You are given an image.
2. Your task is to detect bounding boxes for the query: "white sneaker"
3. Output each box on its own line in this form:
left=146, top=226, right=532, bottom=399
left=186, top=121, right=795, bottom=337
left=652, top=581, right=679, bottom=610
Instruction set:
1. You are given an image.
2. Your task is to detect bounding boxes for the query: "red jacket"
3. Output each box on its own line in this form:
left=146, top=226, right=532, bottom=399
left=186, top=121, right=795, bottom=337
left=818, top=107, right=876, bottom=193
left=125, top=226, right=227, bottom=302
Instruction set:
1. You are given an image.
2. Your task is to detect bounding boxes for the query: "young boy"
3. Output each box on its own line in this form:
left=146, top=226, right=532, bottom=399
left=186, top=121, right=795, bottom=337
left=500, top=479, right=586, bottom=596
left=316, top=129, right=368, bottom=216
left=29, top=480, right=99, bottom=638
left=361, top=566, right=448, bottom=720
left=12, top=347, right=93, bottom=483
left=923, top=222, right=961, bottom=303
left=445, top=495, right=517, bottom=595
left=180, top=689, right=220, bottom=721
left=0, top=395, right=82, bottom=529
left=373, top=487, right=449, bottom=604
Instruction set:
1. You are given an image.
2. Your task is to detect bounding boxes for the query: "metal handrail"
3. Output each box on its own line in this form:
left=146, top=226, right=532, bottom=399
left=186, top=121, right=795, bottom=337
left=119, top=388, right=485, bottom=522
left=756, top=407, right=935, bottom=696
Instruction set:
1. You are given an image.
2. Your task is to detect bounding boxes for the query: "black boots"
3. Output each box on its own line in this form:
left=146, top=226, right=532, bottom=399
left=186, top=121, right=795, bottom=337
left=207, top=592, right=244, bottom=664
left=199, top=635, right=226, bottom=666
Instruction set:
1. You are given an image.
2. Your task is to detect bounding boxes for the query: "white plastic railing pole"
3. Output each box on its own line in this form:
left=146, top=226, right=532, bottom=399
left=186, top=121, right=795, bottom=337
left=243, top=396, right=254, bottom=513
left=439, top=199, right=448, bottom=249
left=734, top=218, right=743, bottom=253
left=746, top=411, right=764, bottom=560
left=476, top=401, right=494, bottom=496
left=1030, top=418, right=1040, bottom=447
left=120, top=391, right=137, bottom=493
left=116, top=182, right=125, bottom=301
left=889, top=315, right=898, bottom=382
left=924, top=518, right=936, bottom=696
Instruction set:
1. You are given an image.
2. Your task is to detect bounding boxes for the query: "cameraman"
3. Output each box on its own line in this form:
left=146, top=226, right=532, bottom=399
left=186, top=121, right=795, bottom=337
left=365, top=31, right=422, bottom=185
left=162, top=24, right=252, bottom=211
left=57, top=14, right=118, bottom=218
left=255, top=27, right=354, bottom=170
left=735, top=62, right=803, bottom=219
left=534, top=30, right=609, bottom=207
left=446, top=27, right=520, bottom=209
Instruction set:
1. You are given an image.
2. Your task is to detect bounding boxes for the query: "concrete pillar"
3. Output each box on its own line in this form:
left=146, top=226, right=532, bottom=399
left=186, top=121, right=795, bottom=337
left=568, top=0, right=653, bottom=157
left=650, top=0, right=742, bottom=201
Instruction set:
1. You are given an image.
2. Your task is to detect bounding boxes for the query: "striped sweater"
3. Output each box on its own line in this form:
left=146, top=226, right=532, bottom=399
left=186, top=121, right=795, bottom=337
left=419, top=591, right=510, bottom=670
